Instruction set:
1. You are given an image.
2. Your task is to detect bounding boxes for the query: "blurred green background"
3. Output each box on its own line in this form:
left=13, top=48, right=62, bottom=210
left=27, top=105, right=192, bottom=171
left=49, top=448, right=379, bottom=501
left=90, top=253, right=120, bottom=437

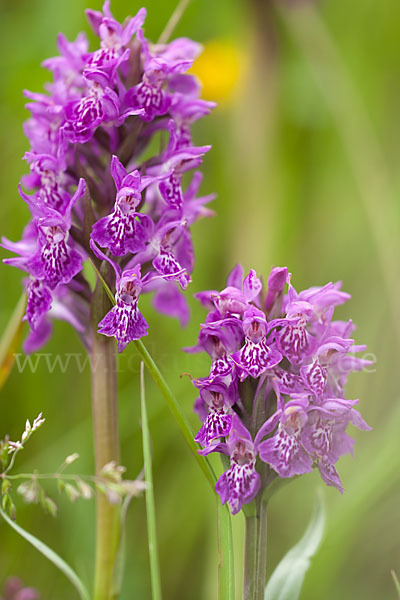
left=0, top=0, right=399, bottom=598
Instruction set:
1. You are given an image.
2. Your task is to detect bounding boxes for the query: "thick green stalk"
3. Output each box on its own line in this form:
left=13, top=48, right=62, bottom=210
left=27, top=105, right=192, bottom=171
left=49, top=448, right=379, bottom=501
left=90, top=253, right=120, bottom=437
left=91, top=279, right=121, bottom=600
left=243, top=500, right=268, bottom=600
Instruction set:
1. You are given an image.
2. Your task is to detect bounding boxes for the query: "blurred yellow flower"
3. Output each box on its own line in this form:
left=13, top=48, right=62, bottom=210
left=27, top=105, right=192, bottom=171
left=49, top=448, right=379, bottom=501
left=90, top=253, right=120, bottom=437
left=190, top=39, right=246, bottom=103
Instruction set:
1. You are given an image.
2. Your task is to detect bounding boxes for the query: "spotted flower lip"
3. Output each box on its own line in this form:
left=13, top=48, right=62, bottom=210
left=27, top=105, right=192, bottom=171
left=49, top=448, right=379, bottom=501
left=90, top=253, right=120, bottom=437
left=194, top=381, right=236, bottom=448
left=213, top=415, right=261, bottom=515
left=3, top=2, right=215, bottom=352
left=97, top=272, right=149, bottom=352
left=90, top=155, right=171, bottom=256
left=188, top=264, right=371, bottom=511
left=90, top=242, right=149, bottom=352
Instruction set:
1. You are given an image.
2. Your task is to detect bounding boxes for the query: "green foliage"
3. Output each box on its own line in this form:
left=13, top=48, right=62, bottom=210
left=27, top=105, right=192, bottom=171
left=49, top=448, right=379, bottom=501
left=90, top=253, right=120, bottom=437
left=265, top=494, right=325, bottom=600
left=0, top=506, right=90, bottom=600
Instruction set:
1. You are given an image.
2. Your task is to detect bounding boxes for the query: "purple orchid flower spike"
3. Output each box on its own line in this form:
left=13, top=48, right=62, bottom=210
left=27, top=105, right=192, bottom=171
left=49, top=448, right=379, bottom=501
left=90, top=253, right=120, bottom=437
left=4, top=4, right=215, bottom=355
left=214, top=415, right=261, bottom=515
left=188, top=265, right=371, bottom=512
left=4, top=2, right=215, bottom=352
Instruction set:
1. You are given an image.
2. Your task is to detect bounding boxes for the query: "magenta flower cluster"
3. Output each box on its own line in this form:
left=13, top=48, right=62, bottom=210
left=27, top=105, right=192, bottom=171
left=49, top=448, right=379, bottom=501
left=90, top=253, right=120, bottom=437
left=187, top=266, right=371, bottom=514
left=2, top=1, right=214, bottom=353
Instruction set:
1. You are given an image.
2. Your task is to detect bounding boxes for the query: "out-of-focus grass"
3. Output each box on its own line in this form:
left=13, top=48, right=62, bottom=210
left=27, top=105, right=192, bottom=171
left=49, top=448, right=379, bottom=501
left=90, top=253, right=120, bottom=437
left=0, top=0, right=399, bottom=599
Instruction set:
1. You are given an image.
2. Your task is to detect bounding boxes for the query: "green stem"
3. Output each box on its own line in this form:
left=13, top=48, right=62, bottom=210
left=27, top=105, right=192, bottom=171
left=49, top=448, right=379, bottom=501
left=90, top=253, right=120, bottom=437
left=158, top=0, right=192, bottom=45
left=243, top=500, right=268, bottom=600
left=140, top=363, right=162, bottom=600
left=91, top=279, right=121, bottom=600
left=133, top=339, right=217, bottom=490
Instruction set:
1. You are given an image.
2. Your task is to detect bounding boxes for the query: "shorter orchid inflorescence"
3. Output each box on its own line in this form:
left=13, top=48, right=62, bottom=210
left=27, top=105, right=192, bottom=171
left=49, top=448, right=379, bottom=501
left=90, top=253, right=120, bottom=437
left=2, top=1, right=214, bottom=354
left=187, top=266, right=371, bottom=514
left=0, top=577, right=40, bottom=600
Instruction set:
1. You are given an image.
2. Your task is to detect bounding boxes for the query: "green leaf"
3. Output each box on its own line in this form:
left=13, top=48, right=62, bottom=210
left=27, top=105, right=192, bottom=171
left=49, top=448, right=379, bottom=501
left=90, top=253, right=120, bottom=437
left=265, top=493, right=325, bottom=600
left=217, top=501, right=235, bottom=600
left=0, top=292, right=26, bottom=390
left=0, top=507, right=90, bottom=600
left=140, top=362, right=162, bottom=600
left=392, top=571, right=400, bottom=598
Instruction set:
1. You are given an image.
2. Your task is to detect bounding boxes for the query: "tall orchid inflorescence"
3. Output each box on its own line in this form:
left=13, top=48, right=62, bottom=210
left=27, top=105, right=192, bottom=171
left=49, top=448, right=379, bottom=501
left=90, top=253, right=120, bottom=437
left=187, top=266, right=371, bottom=514
left=2, top=1, right=215, bottom=354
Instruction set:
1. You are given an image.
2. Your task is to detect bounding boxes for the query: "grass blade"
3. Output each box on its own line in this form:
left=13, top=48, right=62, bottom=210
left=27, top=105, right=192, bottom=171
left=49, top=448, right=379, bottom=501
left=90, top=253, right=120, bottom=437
left=140, top=362, right=162, bottom=600
left=217, top=501, right=235, bottom=600
left=0, top=292, right=26, bottom=390
left=0, top=507, right=90, bottom=600
left=392, top=571, right=400, bottom=598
